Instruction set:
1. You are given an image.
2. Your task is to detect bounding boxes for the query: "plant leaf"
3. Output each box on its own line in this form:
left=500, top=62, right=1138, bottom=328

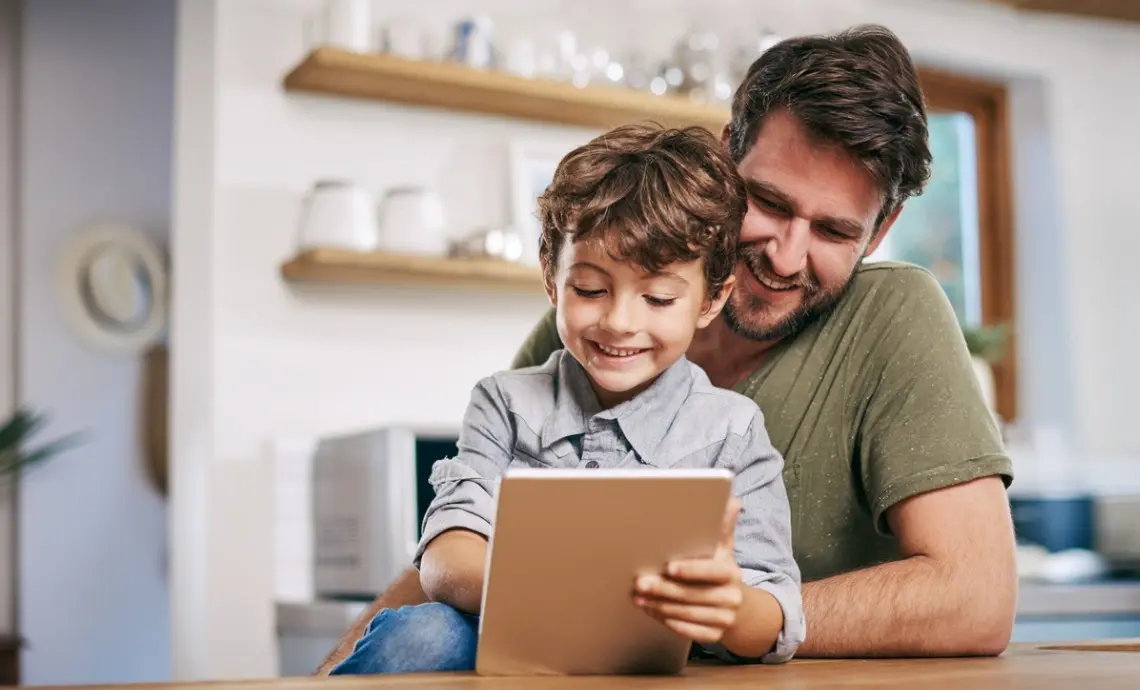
left=0, top=408, right=48, bottom=455
left=0, top=408, right=84, bottom=476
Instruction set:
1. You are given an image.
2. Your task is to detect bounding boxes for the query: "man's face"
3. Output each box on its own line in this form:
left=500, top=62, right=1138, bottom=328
left=723, top=109, right=898, bottom=342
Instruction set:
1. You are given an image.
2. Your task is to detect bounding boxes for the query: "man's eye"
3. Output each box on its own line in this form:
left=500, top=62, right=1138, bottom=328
left=645, top=296, right=676, bottom=307
left=572, top=287, right=605, bottom=298
left=818, top=225, right=855, bottom=240
left=753, top=196, right=784, bottom=213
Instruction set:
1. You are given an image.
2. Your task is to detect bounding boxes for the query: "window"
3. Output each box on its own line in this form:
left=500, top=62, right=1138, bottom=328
left=869, top=69, right=1016, bottom=422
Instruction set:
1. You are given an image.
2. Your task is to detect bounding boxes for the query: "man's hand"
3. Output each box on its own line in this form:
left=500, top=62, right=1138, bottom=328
left=632, top=498, right=745, bottom=644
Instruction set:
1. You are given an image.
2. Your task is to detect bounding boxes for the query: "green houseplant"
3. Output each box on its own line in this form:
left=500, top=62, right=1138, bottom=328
left=0, top=407, right=81, bottom=683
left=961, top=323, right=1009, bottom=418
left=961, top=322, right=1009, bottom=364
left=0, top=407, right=81, bottom=479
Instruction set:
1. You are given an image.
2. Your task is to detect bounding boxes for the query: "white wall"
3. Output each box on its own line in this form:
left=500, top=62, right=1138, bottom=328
left=171, top=0, right=1140, bottom=680
left=0, top=0, right=18, bottom=640
left=18, top=0, right=174, bottom=684
left=1007, top=77, right=1074, bottom=435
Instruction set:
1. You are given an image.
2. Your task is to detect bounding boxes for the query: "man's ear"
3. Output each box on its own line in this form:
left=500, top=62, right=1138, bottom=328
left=697, top=274, right=736, bottom=329
left=720, top=123, right=731, bottom=151
left=865, top=205, right=904, bottom=257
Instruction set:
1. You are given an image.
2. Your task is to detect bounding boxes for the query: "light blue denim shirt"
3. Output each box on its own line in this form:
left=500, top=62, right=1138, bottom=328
left=416, top=349, right=805, bottom=663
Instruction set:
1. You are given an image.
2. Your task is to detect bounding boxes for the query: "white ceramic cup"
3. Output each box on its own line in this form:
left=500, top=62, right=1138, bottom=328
left=376, top=186, right=448, bottom=256
left=297, top=179, right=379, bottom=252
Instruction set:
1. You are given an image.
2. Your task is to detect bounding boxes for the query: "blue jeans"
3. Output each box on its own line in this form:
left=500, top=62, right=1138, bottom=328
left=329, top=602, right=479, bottom=675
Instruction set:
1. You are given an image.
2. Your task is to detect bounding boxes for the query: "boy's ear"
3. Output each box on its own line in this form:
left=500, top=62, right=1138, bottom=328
left=697, top=274, right=736, bottom=329
left=540, top=259, right=558, bottom=306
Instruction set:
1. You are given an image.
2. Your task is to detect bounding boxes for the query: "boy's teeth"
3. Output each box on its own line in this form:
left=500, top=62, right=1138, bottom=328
left=598, top=344, right=641, bottom=357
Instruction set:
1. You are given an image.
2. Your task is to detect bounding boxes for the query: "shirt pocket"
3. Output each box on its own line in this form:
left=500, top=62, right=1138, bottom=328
left=512, top=423, right=559, bottom=468
left=645, top=441, right=724, bottom=470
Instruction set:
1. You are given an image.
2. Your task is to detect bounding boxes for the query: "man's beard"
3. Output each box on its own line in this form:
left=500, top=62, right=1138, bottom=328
left=722, top=248, right=855, bottom=343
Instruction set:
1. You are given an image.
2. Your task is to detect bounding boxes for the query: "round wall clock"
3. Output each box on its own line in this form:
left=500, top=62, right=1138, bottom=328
left=57, top=223, right=168, bottom=354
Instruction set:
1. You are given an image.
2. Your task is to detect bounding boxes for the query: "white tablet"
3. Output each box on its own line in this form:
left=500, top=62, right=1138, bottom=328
left=474, top=467, right=734, bottom=677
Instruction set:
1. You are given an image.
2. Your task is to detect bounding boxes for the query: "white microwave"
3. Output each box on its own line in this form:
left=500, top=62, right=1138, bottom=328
left=309, top=426, right=458, bottom=600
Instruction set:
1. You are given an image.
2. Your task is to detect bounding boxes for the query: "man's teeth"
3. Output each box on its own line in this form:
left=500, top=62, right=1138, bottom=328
left=751, top=266, right=794, bottom=290
left=746, top=257, right=796, bottom=290
left=597, top=344, right=643, bottom=357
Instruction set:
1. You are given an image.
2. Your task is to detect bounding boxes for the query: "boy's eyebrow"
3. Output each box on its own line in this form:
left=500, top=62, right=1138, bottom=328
left=571, top=261, right=689, bottom=286
left=569, top=261, right=610, bottom=275
left=646, top=270, right=689, bottom=286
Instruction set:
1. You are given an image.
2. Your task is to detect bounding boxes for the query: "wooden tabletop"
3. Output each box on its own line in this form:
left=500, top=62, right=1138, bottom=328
left=37, top=640, right=1140, bottom=689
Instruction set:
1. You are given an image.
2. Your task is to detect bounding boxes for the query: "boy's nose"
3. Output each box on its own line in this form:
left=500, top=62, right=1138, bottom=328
left=598, top=299, right=639, bottom=335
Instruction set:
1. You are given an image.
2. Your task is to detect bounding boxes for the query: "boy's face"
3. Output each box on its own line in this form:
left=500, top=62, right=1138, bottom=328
left=544, top=235, right=734, bottom=408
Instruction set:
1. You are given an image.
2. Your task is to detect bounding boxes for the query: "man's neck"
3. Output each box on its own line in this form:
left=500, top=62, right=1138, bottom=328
left=688, top=318, right=781, bottom=390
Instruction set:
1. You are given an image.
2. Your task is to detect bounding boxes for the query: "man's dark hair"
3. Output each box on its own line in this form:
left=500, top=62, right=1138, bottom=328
left=726, top=24, right=932, bottom=226
left=538, top=123, right=745, bottom=300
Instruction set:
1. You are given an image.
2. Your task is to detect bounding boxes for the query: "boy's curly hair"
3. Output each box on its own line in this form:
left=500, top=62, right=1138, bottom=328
left=537, top=123, right=746, bottom=300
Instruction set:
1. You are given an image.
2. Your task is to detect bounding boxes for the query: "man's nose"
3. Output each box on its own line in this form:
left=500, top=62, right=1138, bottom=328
left=766, top=217, right=811, bottom=277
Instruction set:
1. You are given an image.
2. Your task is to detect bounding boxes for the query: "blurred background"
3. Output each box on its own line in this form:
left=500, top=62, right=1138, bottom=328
left=0, top=0, right=1138, bottom=685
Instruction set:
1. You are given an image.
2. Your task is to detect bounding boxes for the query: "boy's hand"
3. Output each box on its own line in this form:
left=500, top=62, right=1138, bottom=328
left=632, top=498, right=745, bottom=645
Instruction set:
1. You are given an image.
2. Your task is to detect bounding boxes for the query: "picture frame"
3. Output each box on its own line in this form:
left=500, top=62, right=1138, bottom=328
left=507, top=137, right=584, bottom=267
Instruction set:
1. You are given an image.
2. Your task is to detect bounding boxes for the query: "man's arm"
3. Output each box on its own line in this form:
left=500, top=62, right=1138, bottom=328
left=798, top=475, right=1017, bottom=657
left=313, top=568, right=428, bottom=675
left=794, top=267, right=1017, bottom=658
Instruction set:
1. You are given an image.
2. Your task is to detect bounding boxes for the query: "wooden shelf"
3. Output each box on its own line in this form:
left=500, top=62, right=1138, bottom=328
left=283, top=47, right=731, bottom=133
left=280, top=248, right=544, bottom=291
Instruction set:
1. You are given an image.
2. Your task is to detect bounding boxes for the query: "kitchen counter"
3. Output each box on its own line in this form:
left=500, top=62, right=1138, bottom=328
left=1018, top=579, right=1140, bottom=617
left=88, top=642, right=1140, bottom=688
left=275, top=581, right=1140, bottom=677
left=276, top=579, right=1140, bottom=635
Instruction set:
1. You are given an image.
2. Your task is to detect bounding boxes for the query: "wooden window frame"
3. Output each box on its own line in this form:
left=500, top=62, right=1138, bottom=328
left=916, top=67, right=1018, bottom=423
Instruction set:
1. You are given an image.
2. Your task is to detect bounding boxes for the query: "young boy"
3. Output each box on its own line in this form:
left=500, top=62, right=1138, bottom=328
left=330, top=123, right=804, bottom=676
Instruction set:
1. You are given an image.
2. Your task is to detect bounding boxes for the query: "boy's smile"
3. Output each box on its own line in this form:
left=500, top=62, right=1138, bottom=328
left=544, top=234, right=733, bottom=409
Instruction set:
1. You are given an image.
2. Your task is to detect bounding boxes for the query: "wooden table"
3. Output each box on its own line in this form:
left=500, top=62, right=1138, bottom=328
left=62, top=640, right=1140, bottom=690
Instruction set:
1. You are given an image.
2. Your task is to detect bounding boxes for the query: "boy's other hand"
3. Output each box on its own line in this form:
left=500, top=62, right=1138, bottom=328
left=632, top=498, right=745, bottom=645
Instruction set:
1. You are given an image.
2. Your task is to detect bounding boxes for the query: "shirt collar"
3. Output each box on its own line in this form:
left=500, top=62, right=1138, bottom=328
left=540, top=350, right=694, bottom=462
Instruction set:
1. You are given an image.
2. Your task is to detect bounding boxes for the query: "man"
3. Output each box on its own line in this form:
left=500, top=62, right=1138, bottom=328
left=317, top=24, right=1016, bottom=673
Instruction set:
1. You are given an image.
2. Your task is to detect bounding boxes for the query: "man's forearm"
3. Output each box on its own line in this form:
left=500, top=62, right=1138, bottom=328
left=419, top=529, right=489, bottom=615
left=313, top=567, right=428, bottom=675
left=797, top=555, right=1016, bottom=658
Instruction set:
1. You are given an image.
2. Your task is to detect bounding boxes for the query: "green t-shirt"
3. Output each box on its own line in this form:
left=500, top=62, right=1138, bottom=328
left=509, top=261, right=1013, bottom=582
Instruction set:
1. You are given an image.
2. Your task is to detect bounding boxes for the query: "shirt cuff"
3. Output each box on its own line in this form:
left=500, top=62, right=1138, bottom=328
left=749, top=572, right=806, bottom=663
left=700, top=572, right=805, bottom=664
left=413, top=506, right=492, bottom=569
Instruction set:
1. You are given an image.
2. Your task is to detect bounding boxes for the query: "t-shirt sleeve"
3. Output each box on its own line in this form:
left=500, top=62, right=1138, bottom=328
left=856, top=267, right=1014, bottom=535
left=510, top=308, right=562, bottom=370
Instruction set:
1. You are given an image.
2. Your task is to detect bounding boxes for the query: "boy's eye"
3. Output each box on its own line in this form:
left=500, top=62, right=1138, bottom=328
left=645, top=296, right=676, bottom=307
left=572, top=286, right=606, bottom=299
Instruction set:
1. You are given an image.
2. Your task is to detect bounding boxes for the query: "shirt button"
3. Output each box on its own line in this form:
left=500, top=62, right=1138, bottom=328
left=585, top=461, right=600, bottom=469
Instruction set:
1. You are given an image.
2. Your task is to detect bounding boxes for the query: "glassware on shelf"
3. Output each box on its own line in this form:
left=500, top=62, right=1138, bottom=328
left=448, top=16, right=495, bottom=69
